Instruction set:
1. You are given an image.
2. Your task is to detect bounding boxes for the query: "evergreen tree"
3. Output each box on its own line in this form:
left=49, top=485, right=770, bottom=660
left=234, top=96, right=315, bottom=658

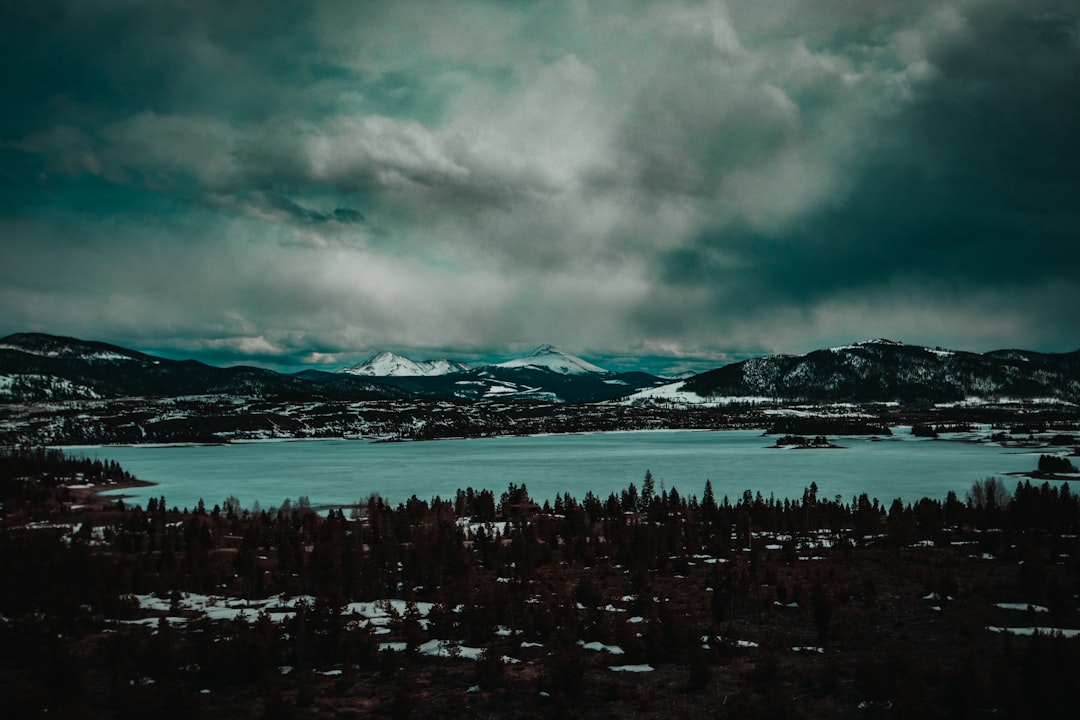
left=702, top=479, right=717, bottom=518
left=641, top=470, right=655, bottom=512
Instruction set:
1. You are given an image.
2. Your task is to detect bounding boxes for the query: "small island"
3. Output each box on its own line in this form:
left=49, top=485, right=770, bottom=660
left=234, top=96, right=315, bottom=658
left=769, top=435, right=843, bottom=449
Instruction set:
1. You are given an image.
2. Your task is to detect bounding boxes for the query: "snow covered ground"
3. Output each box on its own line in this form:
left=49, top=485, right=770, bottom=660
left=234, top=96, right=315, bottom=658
left=617, top=380, right=774, bottom=406
left=986, top=626, right=1080, bottom=638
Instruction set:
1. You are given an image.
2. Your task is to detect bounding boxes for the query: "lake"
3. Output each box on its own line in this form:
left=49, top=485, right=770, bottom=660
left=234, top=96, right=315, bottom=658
left=73, top=428, right=1048, bottom=512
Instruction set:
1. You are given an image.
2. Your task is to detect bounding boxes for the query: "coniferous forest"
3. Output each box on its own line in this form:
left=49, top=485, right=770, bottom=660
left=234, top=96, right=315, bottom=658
left=3, top=447, right=1080, bottom=718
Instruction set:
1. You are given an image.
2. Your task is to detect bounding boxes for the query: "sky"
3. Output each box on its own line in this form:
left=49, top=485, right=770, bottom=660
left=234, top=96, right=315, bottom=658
left=1, top=0, right=1078, bottom=376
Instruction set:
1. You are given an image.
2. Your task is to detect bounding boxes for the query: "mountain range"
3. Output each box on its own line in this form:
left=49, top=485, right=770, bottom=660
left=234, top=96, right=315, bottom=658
left=1, top=333, right=1078, bottom=406
left=342, top=344, right=611, bottom=378
left=0, top=334, right=665, bottom=404
left=337, top=344, right=663, bottom=403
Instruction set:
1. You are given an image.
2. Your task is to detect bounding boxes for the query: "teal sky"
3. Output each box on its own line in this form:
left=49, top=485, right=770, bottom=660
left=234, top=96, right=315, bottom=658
left=2, top=1, right=1078, bottom=376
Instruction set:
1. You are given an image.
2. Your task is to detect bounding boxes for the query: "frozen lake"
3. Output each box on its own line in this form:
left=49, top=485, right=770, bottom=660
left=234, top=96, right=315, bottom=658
left=74, top=428, right=1048, bottom=512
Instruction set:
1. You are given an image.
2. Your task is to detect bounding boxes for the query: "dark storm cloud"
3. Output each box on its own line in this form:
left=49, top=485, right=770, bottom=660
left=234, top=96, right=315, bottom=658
left=0, top=0, right=318, bottom=127
left=1, top=0, right=1077, bottom=368
left=642, top=0, right=1080, bottom=352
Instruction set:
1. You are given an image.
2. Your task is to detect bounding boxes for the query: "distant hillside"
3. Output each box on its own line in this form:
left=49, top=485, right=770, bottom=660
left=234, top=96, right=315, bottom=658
left=0, top=333, right=406, bottom=402
left=628, top=339, right=1080, bottom=406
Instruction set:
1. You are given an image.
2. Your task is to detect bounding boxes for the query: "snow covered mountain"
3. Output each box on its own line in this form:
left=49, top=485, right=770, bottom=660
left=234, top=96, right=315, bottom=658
left=342, top=351, right=470, bottom=377
left=493, top=345, right=610, bottom=375
left=341, top=345, right=609, bottom=379
left=623, top=339, right=1080, bottom=406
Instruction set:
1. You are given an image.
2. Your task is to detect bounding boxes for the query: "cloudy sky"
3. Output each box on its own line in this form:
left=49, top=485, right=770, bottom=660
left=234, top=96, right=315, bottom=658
left=2, top=0, right=1077, bottom=375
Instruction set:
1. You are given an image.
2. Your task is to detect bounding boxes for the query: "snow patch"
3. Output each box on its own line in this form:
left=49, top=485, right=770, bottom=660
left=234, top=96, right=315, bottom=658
left=994, top=603, right=1050, bottom=613
left=619, top=381, right=773, bottom=407
left=578, top=640, right=625, bottom=655
left=987, top=626, right=1080, bottom=638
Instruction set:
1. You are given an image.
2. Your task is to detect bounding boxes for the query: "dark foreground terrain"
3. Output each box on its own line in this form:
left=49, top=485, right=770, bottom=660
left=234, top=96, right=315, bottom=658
left=3, top=447, right=1080, bottom=718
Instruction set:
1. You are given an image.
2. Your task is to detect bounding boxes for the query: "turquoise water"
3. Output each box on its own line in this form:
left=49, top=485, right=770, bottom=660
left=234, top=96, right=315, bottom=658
left=78, top=429, right=1043, bottom=512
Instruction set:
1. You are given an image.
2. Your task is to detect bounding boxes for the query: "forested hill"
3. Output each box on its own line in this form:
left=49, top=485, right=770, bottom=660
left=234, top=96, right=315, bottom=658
left=673, top=339, right=1080, bottom=405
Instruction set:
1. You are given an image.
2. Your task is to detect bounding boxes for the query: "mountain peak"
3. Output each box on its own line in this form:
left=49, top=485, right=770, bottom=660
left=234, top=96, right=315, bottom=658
left=341, top=351, right=469, bottom=377
left=527, top=344, right=560, bottom=356
left=496, top=346, right=609, bottom=375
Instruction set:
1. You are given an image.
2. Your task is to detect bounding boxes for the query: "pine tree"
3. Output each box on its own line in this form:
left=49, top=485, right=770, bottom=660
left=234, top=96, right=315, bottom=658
left=641, top=470, right=655, bottom=512
left=702, top=479, right=717, bottom=518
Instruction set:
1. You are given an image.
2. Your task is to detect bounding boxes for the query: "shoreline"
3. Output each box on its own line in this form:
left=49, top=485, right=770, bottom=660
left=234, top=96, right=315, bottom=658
left=50, top=423, right=1055, bottom=451
left=72, top=477, right=158, bottom=508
